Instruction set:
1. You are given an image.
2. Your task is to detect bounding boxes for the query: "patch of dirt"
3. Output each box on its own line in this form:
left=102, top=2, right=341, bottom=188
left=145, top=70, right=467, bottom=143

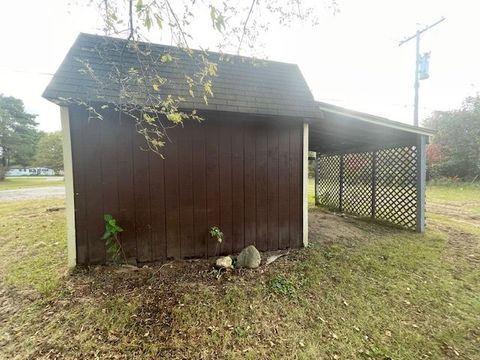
left=429, top=219, right=480, bottom=265
left=428, top=202, right=480, bottom=227
left=308, top=207, right=400, bottom=245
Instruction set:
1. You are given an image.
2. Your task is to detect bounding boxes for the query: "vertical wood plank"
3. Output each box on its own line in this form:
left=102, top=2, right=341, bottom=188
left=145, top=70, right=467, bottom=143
left=255, top=123, right=268, bottom=251
left=278, top=125, right=291, bottom=249
left=178, top=124, right=195, bottom=258
left=100, top=112, right=119, bottom=262
left=192, top=122, right=208, bottom=257
left=132, top=128, right=152, bottom=263
left=164, top=128, right=181, bottom=259
left=289, top=125, right=302, bottom=248
left=116, top=113, right=137, bottom=262
left=267, top=125, right=279, bottom=251
left=69, top=107, right=88, bottom=264
left=205, top=119, right=221, bottom=257
left=83, top=114, right=105, bottom=264
left=148, top=141, right=166, bottom=261
left=243, top=120, right=256, bottom=247
left=219, top=120, right=233, bottom=255
left=231, top=118, right=245, bottom=253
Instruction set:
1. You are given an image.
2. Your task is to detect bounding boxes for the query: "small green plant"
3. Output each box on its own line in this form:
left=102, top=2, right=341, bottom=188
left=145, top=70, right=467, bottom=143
left=209, top=226, right=223, bottom=243
left=209, top=226, right=224, bottom=257
left=267, top=274, right=297, bottom=298
left=102, top=214, right=126, bottom=264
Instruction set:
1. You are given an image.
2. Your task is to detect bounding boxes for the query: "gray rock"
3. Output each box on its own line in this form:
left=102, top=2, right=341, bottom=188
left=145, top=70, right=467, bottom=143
left=215, top=256, right=233, bottom=269
left=236, top=245, right=261, bottom=269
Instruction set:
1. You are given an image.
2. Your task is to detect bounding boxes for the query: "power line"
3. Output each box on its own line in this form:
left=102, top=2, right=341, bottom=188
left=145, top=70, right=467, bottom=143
left=0, top=65, right=53, bottom=76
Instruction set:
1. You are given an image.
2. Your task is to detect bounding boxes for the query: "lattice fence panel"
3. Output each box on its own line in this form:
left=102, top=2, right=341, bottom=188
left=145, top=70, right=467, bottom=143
left=317, top=155, right=341, bottom=209
left=343, top=152, right=373, bottom=217
left=375, top=146, right=417, bottom=229
left=316, top=146, right=419, bottom=230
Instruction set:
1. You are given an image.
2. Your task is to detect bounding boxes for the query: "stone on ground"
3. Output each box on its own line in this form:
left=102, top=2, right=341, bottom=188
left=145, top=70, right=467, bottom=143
left=237, top=245, right=261, bottom=269
left=215, top=256, right=233, bottom=269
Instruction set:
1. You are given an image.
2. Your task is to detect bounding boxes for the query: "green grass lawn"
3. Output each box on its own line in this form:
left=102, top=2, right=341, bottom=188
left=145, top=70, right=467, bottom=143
left=0, top=186, right=479, bottom=359
left=0, top=176, right=64, bottom=191
left=427, top=183, right=480, bottom=215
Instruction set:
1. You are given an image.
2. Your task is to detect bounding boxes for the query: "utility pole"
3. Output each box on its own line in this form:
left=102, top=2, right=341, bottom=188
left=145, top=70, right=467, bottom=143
left=399, top=17, right=445, bottom=126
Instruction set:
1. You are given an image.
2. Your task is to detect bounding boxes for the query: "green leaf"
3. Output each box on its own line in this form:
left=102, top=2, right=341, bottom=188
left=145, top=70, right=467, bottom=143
left=154, top=14, right=163, bottom=29
left=144, top=14, right=152, bottom=31
left=160, top=53, right=173, bottom=63
left=143, top=113, right=155, bottom=124
left=101, top=230, right=112, bottom=241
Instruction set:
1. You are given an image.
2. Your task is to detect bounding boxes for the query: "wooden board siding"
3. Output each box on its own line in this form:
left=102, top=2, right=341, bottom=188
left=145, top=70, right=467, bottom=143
left=69, top=106, right=303, bottom=264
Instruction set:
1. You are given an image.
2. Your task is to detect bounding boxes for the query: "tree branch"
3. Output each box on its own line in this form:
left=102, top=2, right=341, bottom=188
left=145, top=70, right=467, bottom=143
left=128, top=0, right=134, bottom=40
left=237, top=0, right=256, bottom=54
left=165, top=0, right=189, bottom=48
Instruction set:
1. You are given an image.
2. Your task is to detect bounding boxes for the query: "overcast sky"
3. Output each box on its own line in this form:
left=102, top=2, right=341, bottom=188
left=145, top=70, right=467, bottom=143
left=1, top=0, right=479, bottom=132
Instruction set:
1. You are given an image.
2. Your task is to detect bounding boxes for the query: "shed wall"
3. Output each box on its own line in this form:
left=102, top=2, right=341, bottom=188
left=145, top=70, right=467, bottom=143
left=69, top=106, right=303, bottom=264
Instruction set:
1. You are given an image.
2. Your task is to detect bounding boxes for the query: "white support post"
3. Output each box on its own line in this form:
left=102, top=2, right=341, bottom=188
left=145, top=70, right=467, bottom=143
left=60, top=106, right=76, bottom=267
left=303, top=123, right=309, bottom=247
left=416, top=135, right=427, bottom=233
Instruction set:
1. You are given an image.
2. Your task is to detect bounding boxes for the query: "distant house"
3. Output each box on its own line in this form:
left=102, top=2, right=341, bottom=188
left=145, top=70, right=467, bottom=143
left=6, top=167, right=56, bottom=176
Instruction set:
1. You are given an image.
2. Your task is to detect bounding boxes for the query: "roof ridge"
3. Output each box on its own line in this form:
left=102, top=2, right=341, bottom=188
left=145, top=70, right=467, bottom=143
left=77, top=32, right=298, bottom=67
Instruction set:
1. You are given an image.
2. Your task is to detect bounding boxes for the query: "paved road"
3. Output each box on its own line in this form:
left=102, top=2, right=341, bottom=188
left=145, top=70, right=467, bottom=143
left=0, top=186, right=65, bottom=201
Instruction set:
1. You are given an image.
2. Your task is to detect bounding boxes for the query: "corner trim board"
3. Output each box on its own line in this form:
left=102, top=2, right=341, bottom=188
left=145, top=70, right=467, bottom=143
left=60, top=106, right=76, bottom=267
left=303, top=123, right=309, bottom=246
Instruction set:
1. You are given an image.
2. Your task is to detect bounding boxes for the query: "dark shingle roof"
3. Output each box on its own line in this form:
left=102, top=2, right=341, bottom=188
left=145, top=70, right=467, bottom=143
left=43, top=33, right=318, bottom=118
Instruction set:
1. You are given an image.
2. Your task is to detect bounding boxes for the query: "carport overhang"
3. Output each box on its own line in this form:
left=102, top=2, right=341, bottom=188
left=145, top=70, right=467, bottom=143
left=306, top=101, right=435, bottom=233
left=309, top=102, right=434, bottom=155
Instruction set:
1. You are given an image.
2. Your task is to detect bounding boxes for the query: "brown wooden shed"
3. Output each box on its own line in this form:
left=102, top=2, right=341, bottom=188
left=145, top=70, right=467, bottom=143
left=45, top=34, right=433, bottom=267
left=43, top=34, right=315, bottom=266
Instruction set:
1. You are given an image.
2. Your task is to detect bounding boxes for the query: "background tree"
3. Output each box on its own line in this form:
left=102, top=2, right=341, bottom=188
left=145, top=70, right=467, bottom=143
left=0, top=95, right=38, bottom=180
left=34, top=132, right=64, bottom=174
left=424, top=95, right=480, bottom=180
left=75, top=0, right=336, bottom=154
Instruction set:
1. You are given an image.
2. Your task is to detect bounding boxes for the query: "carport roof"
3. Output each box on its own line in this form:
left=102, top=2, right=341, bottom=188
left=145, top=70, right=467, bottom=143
left=310, top=101, right=435, bottom=154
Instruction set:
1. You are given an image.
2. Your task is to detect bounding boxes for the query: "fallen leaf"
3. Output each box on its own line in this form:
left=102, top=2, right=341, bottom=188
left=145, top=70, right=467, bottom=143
left=266, top=253, right=287, bottom=265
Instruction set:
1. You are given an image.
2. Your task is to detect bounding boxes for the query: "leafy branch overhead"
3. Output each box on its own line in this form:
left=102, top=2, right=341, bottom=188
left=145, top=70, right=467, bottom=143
left=73, top=0, right=334, bottom=154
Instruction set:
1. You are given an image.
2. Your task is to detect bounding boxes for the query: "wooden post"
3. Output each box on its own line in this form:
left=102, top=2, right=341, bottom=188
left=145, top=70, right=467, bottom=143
left=371, top=151, right=377, bottom=219
left=339, top=154, right=344, bottom=212
left=60, top=106, right=77, bottom=268
left=314, top=153, right=319, bottom=206
left=416, top=135, right=427, bottom=232
left=303, top=123, right=309, bottom=247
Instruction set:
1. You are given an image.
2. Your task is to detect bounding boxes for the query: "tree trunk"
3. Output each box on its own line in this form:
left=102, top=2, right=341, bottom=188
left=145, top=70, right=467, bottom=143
left=0, top=156, right=6, bottom=180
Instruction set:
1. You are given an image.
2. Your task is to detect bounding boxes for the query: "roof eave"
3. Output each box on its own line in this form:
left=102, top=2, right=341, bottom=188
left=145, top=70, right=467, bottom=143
left=316, top=103, right=435, bottom=137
